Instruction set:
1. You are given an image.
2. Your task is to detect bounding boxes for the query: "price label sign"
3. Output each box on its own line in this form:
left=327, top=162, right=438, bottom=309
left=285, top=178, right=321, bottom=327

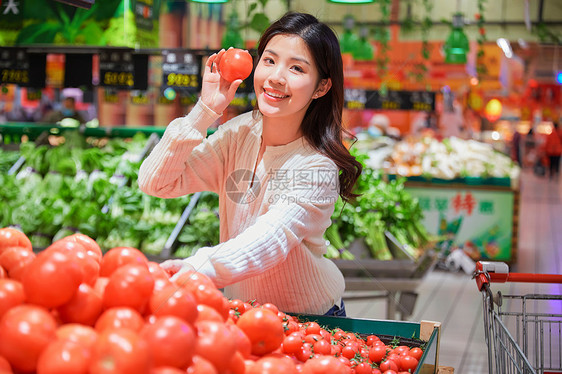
left=0, top=48, right=46, bottom=87
left=162, top=50, right=201, bottom=94
left=409, top=91, right=435, bottom=112
left=99, top=50, right=135, bottom=89
left=344, top=88, right=367, bottom=110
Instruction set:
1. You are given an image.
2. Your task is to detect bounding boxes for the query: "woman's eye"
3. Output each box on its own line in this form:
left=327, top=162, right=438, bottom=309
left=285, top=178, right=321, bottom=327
left=292, top=65, right=304, bottom=73
left=263, top=57, right=274, bottom=64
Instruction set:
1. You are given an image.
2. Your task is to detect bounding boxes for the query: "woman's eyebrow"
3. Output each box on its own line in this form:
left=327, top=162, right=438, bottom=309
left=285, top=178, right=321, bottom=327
left=264, top=49, right=311, bottom=66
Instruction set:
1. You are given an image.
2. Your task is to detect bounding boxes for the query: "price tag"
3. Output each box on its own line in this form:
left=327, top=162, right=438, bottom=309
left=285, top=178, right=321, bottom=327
left=162, top=50, right=201, bottom=95
left=344, top=89, right=367, bottom=110
left=99, top=50, right=135, bottom=89
left=0, top=48, right=46, bottom=88
left=130, top=90, right=150, bottom=105
left=409, top=91, right=435, bottom=112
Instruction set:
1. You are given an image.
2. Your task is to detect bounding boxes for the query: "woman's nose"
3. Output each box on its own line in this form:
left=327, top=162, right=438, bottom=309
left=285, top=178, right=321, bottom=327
left=268, top=67, right=286, bottom=85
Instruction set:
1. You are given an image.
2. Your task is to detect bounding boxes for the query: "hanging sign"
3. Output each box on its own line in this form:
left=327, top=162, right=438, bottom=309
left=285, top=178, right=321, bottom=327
left=161, top=50, right=201, bottom=94
left=344, top=89, right=435, bottom=111
left=0, top=48, right=46, bottom=88
left=99, top=50, right=135, bottom=90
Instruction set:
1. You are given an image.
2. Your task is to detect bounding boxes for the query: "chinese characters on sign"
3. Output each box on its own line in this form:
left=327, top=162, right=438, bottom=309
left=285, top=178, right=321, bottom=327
left=417, top=192, right=494, bottom=216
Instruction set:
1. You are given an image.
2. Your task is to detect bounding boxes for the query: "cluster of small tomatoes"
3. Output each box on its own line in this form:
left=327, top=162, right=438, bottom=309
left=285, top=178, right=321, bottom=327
left=0, top=227, right=423, bottom=374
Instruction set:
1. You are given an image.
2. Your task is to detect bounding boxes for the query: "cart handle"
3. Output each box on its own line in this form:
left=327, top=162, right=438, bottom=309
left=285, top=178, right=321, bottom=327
left=474, top=261, right=562, bottom=291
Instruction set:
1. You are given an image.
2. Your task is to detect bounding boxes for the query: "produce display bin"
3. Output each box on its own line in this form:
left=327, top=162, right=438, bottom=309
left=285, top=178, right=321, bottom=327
left=297, top=314, right=442, bottom=374
left=395, top=178, right=520, bottom=263
left=333, top=250, right=437, bottom=320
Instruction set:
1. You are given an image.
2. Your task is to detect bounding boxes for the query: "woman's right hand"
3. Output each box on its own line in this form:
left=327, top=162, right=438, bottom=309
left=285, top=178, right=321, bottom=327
left=200, top=49, right=244, bottom=115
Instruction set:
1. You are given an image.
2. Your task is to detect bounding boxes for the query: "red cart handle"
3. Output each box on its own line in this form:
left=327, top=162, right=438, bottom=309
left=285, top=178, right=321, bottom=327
left=474, top=261, right=562, bottom=292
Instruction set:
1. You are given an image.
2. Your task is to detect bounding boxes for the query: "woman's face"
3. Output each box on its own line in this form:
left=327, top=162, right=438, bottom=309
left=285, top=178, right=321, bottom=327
left=254, top=34, right=327, bottom=124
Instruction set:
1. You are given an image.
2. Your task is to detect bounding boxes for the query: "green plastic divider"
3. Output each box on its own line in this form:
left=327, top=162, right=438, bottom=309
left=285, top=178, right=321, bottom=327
left=0, top=122, right=216, bottom=141
left=297, top=314, right=421, bottom=339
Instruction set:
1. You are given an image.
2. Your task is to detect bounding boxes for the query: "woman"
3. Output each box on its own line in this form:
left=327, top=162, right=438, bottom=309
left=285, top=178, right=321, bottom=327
left=138, top=12, right=362, bottom=316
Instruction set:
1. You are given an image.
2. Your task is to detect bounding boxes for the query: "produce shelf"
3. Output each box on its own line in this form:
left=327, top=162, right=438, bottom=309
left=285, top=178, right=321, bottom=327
left=335, top=250, right=437, bottom=321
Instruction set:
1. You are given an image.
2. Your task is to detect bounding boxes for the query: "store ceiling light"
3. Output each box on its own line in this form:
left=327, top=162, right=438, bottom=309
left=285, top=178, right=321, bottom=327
left=328, top=0, right=375, bottom=4
left=443, top=13, right=469, bottom=64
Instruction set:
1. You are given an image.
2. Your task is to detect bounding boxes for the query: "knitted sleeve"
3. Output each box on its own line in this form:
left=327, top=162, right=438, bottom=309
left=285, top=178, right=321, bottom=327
left=138, top=100, right=226, bottom=198
left=183, top=159, right=339, bottom=289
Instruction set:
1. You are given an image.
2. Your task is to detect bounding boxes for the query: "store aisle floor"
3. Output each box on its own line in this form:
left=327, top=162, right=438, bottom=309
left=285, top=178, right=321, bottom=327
left=344, top=169, right=562, bottom=373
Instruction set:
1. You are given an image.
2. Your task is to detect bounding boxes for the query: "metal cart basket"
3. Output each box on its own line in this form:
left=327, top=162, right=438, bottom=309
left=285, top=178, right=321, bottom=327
left=474, top=261, right=562, bottom=374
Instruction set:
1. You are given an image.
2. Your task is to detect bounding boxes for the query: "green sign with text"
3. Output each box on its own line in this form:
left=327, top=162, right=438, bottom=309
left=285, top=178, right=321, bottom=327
left=407, top=186, right=514, bottom=261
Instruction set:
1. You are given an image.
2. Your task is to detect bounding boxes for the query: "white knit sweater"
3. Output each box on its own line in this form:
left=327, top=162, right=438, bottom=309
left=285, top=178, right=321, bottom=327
left=138, top=100, right=345, bottom=314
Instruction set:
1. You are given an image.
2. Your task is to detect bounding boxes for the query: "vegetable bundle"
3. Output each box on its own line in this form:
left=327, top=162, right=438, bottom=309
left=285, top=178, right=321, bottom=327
left=325, top=150, right=431, bottom=261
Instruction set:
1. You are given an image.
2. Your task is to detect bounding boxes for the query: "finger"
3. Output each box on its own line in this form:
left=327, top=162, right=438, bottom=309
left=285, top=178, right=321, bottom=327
left=227, top=79, right=244, bottom=98
left=205, top=53, right=218, bottom=74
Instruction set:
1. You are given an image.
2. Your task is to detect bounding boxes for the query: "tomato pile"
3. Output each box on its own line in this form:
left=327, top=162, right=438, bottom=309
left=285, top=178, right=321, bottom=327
left=0, top=227, right=424, bottom=374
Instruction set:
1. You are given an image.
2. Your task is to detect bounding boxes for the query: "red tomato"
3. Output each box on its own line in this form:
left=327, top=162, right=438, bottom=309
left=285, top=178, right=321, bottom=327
left=379, top=359, right=399, bottom=372
left=227, top=323, right=252, bottom=359
left=229, top=299, right=245, bottom=313
left=382, top=371, right=397, bottom=374
left=301, top=356, right=348, bottom=374
left=0, top=246, right=35, bottom=280
left=227, top=351, right=246, bottom=374
left=186, top=355, right=218, bottom=374
left=246, top=355, right=298, bottom=374
left=195, top=304, right=224, bottom=323
left=95, top=307, right=145, bottom=332
left=236, top=308, right=284, bottom=356
left=56, top=324, right=98, bottom=350
left=0, top=228, right=32, bottom=254
left=174, top=271, right=215, bottom=293
left=399, top=355, right=418, bottom=371
left=22, top=250, right=82, bottom=308
left=151, top=367, right=186, bottom=374
left=352, top=361, right=371, bottom=374
left=100, top=247, right=148, bottom=277
left=408, top=347, right=423, bottom=361
left=142, top=316, right=196, bottom=369
left=392, top=345, right=410, bottom=355
left=0, top=305, right=57, bottom=373
left=57, top=233, right=102, bottom=264
left=0, top=266, right=5, bottom=279
left=90, top=328, right=150, bottom=374
left=93, top=277, right=109, bottom=297
left=0, top=279, right=25, bottom=320
left=312, top=339, right=331, bottom=355
left=147, top=261, right=170, bottom=281
left=366, top=335, right=381, bottom=346
left=57, top=283, right=103, bottom=326
left=195, top=320, right=237, bottom=371
left=102, top=264, right=154, bottom=313
left=192, top=284, right=230, bottom=320
left=304, top=322, right=321, bottom=335
left=153, top=277, right=173, bottom=293
left=36, top=339, right=91, bottom=374
left=0, top=355, right=12, bottom=373
left=341, top=343, right=359, bottom=360
left=45, top=240, right=99, bottom=286
left=282, top=333, right=304, bottom=355
left=218, top=48, right=253, bottom=82
left=149, top=285, right=198, bottom=324
left=261, top=303, right=279, bottom=315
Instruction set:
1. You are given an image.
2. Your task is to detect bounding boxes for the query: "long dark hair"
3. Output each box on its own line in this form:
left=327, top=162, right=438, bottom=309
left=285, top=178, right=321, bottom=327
left=255, top=12, right=362, bottom=202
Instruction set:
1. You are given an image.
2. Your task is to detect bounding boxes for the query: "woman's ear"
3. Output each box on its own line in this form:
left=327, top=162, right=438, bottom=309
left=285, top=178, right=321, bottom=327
left=313, top=78, right=332, bottom=99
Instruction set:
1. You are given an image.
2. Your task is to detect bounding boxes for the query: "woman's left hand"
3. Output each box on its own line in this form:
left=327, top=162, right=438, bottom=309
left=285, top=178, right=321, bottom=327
left=159, top=259, right=196, bottom=281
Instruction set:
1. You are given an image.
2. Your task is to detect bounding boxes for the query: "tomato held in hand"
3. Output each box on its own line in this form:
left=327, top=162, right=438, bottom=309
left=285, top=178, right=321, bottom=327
left=218, top=48, right=253, bottom=82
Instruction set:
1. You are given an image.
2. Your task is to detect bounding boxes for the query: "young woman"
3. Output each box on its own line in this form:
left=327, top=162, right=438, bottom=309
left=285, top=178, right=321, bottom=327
left=138, top=12, right=362, bottom=316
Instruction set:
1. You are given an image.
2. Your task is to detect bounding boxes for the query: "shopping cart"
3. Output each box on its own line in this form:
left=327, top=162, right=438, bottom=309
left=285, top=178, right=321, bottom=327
left=474, top=261, right=562, bottom=374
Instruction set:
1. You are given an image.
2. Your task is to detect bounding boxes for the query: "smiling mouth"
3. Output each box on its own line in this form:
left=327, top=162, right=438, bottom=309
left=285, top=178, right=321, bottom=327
left=264, top=89, right=289, bottom=99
